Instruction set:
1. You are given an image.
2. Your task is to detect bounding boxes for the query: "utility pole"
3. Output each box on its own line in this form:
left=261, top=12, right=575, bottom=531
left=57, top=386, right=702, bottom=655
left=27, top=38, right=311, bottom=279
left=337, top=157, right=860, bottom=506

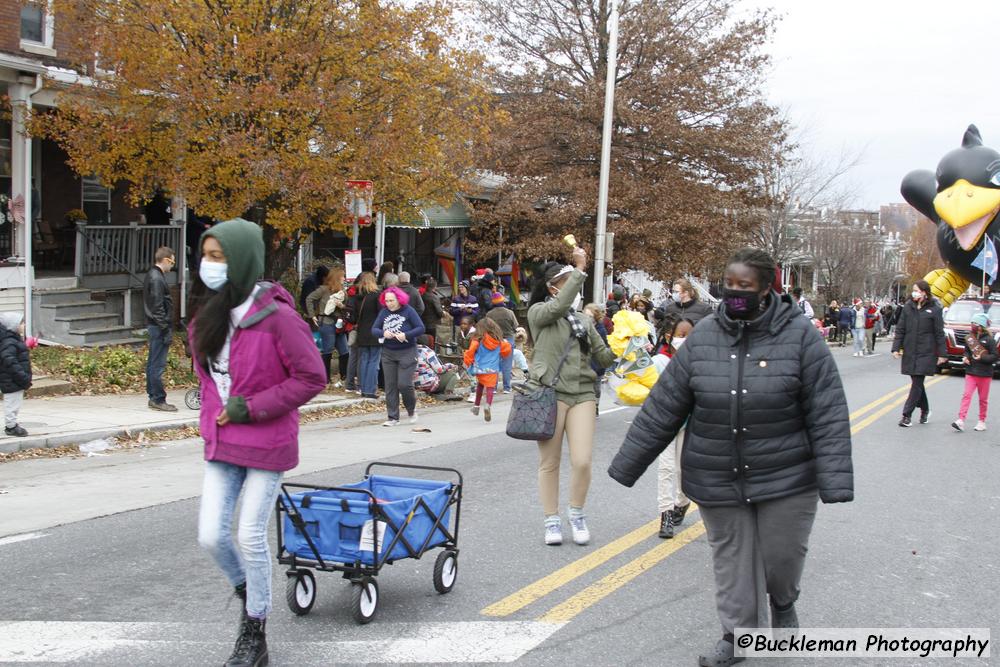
left=592, top=0, right=619, bottom=303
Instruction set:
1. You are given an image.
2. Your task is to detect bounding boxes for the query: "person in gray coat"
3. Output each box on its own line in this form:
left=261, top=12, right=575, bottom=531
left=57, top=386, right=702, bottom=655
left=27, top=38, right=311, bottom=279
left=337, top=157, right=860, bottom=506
left=608, top=248, right=853, bottom=667
left=891, top=279, right=947, bottom=427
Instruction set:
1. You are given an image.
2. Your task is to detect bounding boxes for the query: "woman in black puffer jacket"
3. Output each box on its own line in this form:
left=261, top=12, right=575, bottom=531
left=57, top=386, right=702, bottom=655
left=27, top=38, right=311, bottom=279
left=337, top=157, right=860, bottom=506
left=890, top=280, right=946, bottom=427
left=608, top=248, right=853, bottom=667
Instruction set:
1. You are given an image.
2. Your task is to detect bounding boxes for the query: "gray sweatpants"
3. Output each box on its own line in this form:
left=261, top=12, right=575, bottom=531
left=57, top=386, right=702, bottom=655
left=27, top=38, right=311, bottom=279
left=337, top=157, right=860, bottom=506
left=699, top=490, right=818, bottom=635
left=381, top=346, right=417, bottom=421
left=3, top=390, right=23, bottom=429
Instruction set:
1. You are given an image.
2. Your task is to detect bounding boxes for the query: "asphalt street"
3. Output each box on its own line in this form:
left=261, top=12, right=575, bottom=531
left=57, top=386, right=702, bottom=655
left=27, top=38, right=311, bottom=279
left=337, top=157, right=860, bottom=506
left=0, top=344, right=997, bottom=666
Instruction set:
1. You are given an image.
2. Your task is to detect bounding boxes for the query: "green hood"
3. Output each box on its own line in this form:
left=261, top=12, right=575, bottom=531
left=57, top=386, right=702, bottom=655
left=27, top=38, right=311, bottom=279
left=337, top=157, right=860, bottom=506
left=201, top=218, right=265, bottom=291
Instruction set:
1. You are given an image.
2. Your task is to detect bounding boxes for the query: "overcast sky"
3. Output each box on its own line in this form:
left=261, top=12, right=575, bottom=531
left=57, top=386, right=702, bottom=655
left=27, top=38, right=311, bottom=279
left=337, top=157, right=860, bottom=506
left=757, top=0, right=1000, bottom=209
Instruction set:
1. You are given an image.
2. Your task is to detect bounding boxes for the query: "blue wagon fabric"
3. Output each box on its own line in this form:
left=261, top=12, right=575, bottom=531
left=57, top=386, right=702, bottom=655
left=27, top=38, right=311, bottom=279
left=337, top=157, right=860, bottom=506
left=283, top=475, right=452, bottom=565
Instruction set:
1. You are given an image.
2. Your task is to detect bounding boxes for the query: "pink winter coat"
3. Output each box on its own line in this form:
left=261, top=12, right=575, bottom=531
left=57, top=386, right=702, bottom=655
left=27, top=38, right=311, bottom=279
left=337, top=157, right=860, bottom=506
left=190, top=282, right=326, bottom=472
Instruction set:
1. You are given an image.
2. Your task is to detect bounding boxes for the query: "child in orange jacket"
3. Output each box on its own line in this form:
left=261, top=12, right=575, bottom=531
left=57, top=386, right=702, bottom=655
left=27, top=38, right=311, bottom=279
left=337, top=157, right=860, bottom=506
left=463, top=316, right=511, bottom=422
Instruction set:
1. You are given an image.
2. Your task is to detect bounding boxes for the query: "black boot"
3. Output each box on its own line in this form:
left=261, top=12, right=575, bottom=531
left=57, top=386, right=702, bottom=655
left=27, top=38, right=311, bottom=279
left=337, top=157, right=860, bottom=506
left=658, top=511, right=675, bottom=539
left=671, top=502, right=691, bottom=526
left=338, top=353, right=350, bottom=385
left=321, top=353, right=333, bottom=384
left=225, top=617, right=268, bottom=667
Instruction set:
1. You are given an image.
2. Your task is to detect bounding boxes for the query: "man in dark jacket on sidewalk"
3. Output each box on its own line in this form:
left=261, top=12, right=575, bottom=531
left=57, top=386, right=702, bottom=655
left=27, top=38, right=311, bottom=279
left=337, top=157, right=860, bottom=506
left=420, top=277, right=445, bottom=347
left=143, top=246, right=177, bottom=411
left=608, top=248, right=852, bottom=667
left=398, top=271, right=424, bottom=316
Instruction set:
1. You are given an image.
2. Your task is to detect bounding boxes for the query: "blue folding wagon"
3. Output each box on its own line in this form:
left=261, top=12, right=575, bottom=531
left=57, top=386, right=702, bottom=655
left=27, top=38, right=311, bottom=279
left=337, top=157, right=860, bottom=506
left=275, top=462, right=463, bottom=623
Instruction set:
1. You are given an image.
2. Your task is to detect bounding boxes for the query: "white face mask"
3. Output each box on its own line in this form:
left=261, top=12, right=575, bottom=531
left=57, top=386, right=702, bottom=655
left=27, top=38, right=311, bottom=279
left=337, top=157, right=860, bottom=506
left=200, top=261, right=229, bottom=291
left=911, top=291, right=922, bottom=301
left=671, top=290, right=683, bottom=303
left=671, top=337, right=686, bottom=349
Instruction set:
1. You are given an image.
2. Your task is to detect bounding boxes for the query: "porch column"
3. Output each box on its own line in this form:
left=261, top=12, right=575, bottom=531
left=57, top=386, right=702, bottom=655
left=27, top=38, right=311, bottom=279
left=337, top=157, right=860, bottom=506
left=8, top=78, right=36, bottom=258
left=8, top=74, right=41, bottom=335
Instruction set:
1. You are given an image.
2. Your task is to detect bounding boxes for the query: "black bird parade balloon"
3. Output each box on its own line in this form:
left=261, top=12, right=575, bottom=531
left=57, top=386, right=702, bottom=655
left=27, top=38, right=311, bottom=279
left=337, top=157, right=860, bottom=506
left=901, top=124, right=1000, bottom=306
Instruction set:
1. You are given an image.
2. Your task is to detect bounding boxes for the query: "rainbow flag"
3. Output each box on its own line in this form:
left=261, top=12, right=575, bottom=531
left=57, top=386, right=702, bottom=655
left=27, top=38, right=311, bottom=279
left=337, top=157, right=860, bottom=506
left=434, top=235, right=461, bottom=293
left=497, top=254, right=522, bottom=305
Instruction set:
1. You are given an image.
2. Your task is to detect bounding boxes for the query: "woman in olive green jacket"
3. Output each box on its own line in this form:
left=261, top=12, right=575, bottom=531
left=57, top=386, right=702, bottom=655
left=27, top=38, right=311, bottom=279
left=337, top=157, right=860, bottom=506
left=527, top=246, right=616, bottom=547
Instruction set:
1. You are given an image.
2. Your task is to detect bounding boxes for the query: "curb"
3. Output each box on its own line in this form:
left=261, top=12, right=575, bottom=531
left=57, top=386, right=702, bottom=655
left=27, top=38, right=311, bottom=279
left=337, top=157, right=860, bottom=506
left=0, top=397, right=376, bottom=455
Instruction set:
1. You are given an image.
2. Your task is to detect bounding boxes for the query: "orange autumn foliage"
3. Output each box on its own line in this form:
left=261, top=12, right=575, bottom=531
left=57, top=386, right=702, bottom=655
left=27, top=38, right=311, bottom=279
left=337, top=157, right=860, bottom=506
left=36, top=0, right=503, bottom=235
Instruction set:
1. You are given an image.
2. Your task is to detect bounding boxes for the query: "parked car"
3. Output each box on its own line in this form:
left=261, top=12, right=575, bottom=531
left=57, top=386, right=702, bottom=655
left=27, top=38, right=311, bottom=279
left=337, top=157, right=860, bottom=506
left=941, top=297, right=1000, bottom=371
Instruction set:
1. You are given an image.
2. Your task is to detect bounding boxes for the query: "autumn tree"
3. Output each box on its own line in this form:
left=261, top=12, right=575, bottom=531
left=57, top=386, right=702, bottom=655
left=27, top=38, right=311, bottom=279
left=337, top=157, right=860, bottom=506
left=904, top=216, right=944, bottom=285
left=466, top=0, right=785, bottom=279
left=37, top=0, right=500, bottom=275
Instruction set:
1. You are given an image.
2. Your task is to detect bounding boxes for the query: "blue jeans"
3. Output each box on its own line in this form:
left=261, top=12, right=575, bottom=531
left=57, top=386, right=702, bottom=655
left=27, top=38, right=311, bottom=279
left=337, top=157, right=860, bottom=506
left=318, top=324, right=348, bottom=356
left=359, top=345, right=382, bottom=396
left=852, top=327, right=865, bottom=354
left=500, top=336, right=515, bottom=390
left=146, top=325, right=172, bottom=403
left=198, top=461, right=283, bottom=619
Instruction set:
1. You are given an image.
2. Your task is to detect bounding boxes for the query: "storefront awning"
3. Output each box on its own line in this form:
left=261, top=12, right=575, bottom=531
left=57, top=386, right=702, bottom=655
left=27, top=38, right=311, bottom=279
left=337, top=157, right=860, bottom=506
left=387, top=199, right=471, bottom=229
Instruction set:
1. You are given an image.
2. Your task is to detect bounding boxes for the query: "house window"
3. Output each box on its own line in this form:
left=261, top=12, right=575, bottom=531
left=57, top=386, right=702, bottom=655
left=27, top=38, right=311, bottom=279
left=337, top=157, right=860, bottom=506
left=20, top=5, right=43, bottom=43
left=20, top=2, right=56, bottom=55
left=82, top=175, right=111, bottom=225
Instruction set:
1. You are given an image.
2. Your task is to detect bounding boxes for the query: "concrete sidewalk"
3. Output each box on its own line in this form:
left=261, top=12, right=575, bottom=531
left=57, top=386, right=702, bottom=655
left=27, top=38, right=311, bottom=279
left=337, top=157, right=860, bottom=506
left=0, top=389, right=369, bottom=454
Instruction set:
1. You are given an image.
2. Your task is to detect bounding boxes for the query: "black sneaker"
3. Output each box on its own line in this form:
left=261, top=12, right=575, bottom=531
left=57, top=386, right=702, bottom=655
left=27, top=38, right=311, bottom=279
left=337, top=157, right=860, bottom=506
left=898, top=416, right=912, bottom=427
left=4, top=424, right=27, bottom=437
left=919, top=410, right=931, bottom=424
left=225, top=617, right=267, bottom=667
left=658, top=511, right=675, bottom=539
left=670, top=502, right=691, bottom=526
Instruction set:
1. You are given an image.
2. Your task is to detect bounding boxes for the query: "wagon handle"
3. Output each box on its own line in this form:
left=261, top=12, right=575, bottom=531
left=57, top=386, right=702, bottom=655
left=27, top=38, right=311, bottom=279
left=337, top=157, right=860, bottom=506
left=363, top=462, right=463, bottom=488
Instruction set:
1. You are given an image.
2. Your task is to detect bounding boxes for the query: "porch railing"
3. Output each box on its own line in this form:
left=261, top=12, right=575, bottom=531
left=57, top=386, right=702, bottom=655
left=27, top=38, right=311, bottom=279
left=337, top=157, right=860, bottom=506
left=74, top=222, right=184, bottom=291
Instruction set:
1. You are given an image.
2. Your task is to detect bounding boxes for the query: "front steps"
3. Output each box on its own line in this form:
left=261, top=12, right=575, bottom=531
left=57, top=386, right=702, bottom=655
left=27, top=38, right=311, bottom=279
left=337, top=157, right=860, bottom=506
left=34, top=287, right=146, bottom=348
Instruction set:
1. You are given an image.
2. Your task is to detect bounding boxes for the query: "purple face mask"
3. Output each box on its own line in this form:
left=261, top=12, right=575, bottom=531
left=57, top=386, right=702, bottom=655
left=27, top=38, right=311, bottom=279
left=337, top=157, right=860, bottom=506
left=722, top=288, right=762, bottom=318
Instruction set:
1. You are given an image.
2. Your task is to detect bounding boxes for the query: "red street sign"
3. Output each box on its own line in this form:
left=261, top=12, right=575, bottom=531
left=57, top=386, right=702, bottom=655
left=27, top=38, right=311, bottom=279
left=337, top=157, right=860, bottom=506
left=345, top=180, right=374, bottom=227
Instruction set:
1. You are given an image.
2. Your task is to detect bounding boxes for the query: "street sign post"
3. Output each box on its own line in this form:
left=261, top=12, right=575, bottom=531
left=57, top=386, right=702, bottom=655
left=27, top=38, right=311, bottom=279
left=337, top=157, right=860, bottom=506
left=345, top=180, right=374, bottom=251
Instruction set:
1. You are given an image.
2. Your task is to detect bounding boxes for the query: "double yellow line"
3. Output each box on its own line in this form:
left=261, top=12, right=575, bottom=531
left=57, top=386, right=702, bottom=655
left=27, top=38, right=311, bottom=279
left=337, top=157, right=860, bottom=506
left=481, top=378, right=946, bottom=624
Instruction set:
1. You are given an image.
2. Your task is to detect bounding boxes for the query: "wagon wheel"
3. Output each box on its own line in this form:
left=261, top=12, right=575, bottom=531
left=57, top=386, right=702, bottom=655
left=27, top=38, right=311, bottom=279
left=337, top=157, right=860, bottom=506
left=433, top=550, right=458, bottom=594
left=351, top=577, right=379, bottom=624
left=285, top=569, right=316, bottom=616
left=184, top=388, right=201, bottom=410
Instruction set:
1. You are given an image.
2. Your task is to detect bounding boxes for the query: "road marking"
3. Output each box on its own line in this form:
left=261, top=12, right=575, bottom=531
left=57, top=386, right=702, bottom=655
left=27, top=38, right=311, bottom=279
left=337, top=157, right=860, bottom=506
left=0, top=620, right=565, bottom=664
left=600, top=406, right=630, bottom=415
left=537, top=520, right=706, bottom=623
left=848, top=382, right=912, bottom=421
left=480, top=518, right=663, bottom=617
left=0, top=532, right=47, bottom=547
left=485, top=374, right=943, bottom=624
left=850, top=376, right=946, bottom=434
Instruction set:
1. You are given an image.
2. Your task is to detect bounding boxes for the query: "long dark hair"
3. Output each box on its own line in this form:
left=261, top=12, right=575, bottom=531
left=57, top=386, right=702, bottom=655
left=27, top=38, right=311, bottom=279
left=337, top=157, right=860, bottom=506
left=529, top=261, right=564, bottom=306
left=191, top=274, right=253, bottom=368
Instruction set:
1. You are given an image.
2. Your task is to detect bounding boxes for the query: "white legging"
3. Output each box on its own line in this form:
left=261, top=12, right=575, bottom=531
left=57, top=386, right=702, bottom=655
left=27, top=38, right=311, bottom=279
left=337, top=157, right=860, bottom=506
left=657, top=427, right=688, bottom=513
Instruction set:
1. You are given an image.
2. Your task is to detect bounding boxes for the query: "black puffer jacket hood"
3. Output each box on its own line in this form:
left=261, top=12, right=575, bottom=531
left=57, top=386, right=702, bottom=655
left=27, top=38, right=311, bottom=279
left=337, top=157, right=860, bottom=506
left=609, top=291, right=854, bottom=506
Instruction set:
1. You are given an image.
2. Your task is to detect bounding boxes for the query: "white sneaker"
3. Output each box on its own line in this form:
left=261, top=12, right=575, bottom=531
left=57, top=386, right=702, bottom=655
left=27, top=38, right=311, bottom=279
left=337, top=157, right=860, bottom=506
left=382, top=420, right=399, bottom=427
left=568, top=511, right=590, bottom=545
left=408, top=413, right=419, bottom=425
left=466, top=393, right=475, bottom=403
left=503, top=389, right=512, bottom=394
left=952, top=419, right=964, bottom=432
left=975, top=421, right=987, bottom=431
left=544, top=521, right=562, bottom=546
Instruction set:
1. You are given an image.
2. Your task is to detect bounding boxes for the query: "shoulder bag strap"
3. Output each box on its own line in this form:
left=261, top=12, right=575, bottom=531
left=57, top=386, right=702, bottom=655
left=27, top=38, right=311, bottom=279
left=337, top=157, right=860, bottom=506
left=544, top=335, right=578, bottom=388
